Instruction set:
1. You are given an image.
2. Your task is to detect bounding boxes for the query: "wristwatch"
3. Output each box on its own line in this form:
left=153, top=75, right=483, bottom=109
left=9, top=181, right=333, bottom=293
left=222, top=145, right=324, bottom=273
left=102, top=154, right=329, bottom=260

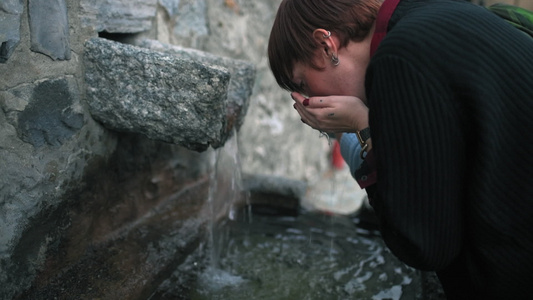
left=356, top=127, right=371, bottom=160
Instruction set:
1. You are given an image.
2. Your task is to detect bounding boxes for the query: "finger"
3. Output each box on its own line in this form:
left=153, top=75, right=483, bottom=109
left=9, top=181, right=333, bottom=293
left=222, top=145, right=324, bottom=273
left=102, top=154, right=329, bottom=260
left=294, top=102, right=319, bottom=128
left=308, top=96, right=333, bottom=108
left=290, top=93, right=308, bottom=113
left=291, top=92, right=307, bottom=103
left=292, top=94, right=337, bottom=130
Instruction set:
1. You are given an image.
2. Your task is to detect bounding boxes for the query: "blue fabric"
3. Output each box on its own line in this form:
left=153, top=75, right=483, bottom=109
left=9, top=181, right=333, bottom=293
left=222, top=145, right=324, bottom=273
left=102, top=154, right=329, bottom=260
left=339, top=133, right=363, bottom=179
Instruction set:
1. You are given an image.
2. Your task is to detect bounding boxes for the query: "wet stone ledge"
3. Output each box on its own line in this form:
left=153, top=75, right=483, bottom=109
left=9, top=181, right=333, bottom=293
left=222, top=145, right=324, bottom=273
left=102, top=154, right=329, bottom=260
left=84, top=37, right=254, bottom=151
left=139, top=39, right=256, bottom=144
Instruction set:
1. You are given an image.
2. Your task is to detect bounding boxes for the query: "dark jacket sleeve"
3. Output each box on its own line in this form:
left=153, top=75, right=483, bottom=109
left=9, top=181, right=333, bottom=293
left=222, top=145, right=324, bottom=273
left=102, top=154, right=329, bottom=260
left=365, top=54, right=468, bottom=271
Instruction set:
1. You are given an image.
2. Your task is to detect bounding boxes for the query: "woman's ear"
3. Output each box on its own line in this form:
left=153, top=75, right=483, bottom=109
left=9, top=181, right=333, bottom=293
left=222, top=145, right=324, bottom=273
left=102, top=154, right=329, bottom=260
left=312, top=28, right=339, bottom=59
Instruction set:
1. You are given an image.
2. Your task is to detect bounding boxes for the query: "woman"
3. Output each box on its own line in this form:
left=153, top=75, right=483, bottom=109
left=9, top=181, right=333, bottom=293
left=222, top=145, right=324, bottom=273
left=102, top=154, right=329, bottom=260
left=268, top=0, right=533, bottom=298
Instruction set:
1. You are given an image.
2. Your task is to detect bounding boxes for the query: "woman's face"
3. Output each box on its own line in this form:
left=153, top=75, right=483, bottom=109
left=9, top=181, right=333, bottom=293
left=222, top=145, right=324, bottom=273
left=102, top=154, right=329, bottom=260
left=291, top=39, right=371, bottom=101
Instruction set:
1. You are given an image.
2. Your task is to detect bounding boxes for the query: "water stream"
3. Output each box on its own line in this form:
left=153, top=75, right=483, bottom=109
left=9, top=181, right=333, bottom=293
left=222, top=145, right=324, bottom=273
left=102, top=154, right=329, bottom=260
left=152, top=132, right=424, bottom=299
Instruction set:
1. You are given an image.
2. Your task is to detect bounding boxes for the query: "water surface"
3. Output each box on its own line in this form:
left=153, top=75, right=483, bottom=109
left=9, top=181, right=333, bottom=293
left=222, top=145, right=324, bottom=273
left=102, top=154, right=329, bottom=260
left=189, top=209, right=422, bottom=300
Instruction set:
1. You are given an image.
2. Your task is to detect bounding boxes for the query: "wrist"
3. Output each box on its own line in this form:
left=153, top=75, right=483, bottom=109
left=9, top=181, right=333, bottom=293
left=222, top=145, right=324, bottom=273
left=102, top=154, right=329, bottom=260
left=352, top=117, right=369, bottom=134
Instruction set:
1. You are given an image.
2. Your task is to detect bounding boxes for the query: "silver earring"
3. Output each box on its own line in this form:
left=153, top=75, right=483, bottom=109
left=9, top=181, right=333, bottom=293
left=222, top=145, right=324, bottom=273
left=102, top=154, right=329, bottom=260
left=331, top=54, right=340, bottom=66
left=323, top=31, right=331, bottom=38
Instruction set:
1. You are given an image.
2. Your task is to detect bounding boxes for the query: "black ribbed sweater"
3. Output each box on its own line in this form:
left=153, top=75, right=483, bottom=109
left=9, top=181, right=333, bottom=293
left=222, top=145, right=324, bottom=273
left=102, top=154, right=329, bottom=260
left=364, top=0, right=533, bottom=298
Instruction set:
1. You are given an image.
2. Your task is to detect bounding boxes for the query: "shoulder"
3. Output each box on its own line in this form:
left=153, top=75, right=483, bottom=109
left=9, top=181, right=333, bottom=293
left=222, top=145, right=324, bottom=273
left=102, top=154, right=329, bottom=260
left=379, top=0, right=500, bottom=59
left=390, top=0, right=500, bottom=30
left=369, top=0, right=530, bottom=79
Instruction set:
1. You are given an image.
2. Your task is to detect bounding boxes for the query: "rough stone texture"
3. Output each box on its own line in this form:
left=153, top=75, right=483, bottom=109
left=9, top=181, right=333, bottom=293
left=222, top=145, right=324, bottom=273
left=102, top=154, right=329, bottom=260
left=0, top=104, right=116, bottom=300
left=0, top=0, right=23, bottom=63
left=11, top=134, right=217, bottom=300
left=28, top=0, right=71, bottom=61
left=1, top=0, right=256, bottom=298
left=0, top=0, right=82, bottom=91
left=139, top=39, right=256, bottom=142
left=84, top=37, right=232, bottom=152
left=0, top=3, right=114, bottom=294
left=0, top=83, right=31, bottom=126
left=80, top=0, right=157, bottom=33
left=16, top=78, right=84, bottom=147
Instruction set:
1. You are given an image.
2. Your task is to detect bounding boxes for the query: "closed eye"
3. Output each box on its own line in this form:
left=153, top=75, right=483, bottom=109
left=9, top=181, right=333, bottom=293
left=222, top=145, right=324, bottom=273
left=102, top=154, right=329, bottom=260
left=298, top=81, right=309, bottom=96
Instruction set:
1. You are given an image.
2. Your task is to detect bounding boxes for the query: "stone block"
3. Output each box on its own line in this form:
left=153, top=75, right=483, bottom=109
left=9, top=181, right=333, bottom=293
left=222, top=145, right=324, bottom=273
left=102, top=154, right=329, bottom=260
left=17, top=78, right=84, bottom=147
left=80, top=0, right=157, bottom=33
left=139, top=39, right=255, bottom=144
left=0, top=0, right=23, bottom=63
left=28, top=0, right=71, bottom=60
left=84, top=37, right=232, bottom=152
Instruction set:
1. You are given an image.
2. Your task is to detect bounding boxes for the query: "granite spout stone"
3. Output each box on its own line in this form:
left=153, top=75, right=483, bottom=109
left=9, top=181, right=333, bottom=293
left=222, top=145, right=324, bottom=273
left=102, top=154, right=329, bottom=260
left=139, top=39, right=256, bottom=146
left=84, top=37, right=233, bottom=152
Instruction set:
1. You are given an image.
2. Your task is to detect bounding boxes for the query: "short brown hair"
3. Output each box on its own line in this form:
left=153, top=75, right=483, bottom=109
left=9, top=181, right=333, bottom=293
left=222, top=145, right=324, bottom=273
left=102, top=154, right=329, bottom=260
left=268, top=0, right=381, bottom=93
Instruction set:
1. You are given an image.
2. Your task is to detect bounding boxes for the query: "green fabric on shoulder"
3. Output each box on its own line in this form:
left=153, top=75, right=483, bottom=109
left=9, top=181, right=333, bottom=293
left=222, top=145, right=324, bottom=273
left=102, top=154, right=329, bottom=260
left=487, top=3, right=533, bottom=38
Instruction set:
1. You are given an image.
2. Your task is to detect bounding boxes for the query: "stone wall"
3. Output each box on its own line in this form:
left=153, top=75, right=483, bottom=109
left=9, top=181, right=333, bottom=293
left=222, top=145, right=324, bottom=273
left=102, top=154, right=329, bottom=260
left=0, top=0, right=332, bottom=299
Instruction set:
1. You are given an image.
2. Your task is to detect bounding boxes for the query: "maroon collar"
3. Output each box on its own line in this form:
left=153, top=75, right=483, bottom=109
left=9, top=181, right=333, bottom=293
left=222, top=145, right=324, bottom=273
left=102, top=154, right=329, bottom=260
left=370, top=0, right=401, bottom=57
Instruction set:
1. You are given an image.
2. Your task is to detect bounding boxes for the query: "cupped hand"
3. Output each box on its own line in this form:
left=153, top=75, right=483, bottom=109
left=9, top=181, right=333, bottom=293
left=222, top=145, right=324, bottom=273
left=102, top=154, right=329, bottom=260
left=291, top=92, right=369, bottom=133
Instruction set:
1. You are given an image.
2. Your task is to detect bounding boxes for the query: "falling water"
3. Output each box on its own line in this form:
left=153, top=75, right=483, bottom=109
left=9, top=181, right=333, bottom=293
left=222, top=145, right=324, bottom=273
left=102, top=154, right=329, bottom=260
left=207, top=129, right=251, bottom=265
left=153, top=130, right=425, bottom=299
left=200, top=129, right=251, bottom=291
